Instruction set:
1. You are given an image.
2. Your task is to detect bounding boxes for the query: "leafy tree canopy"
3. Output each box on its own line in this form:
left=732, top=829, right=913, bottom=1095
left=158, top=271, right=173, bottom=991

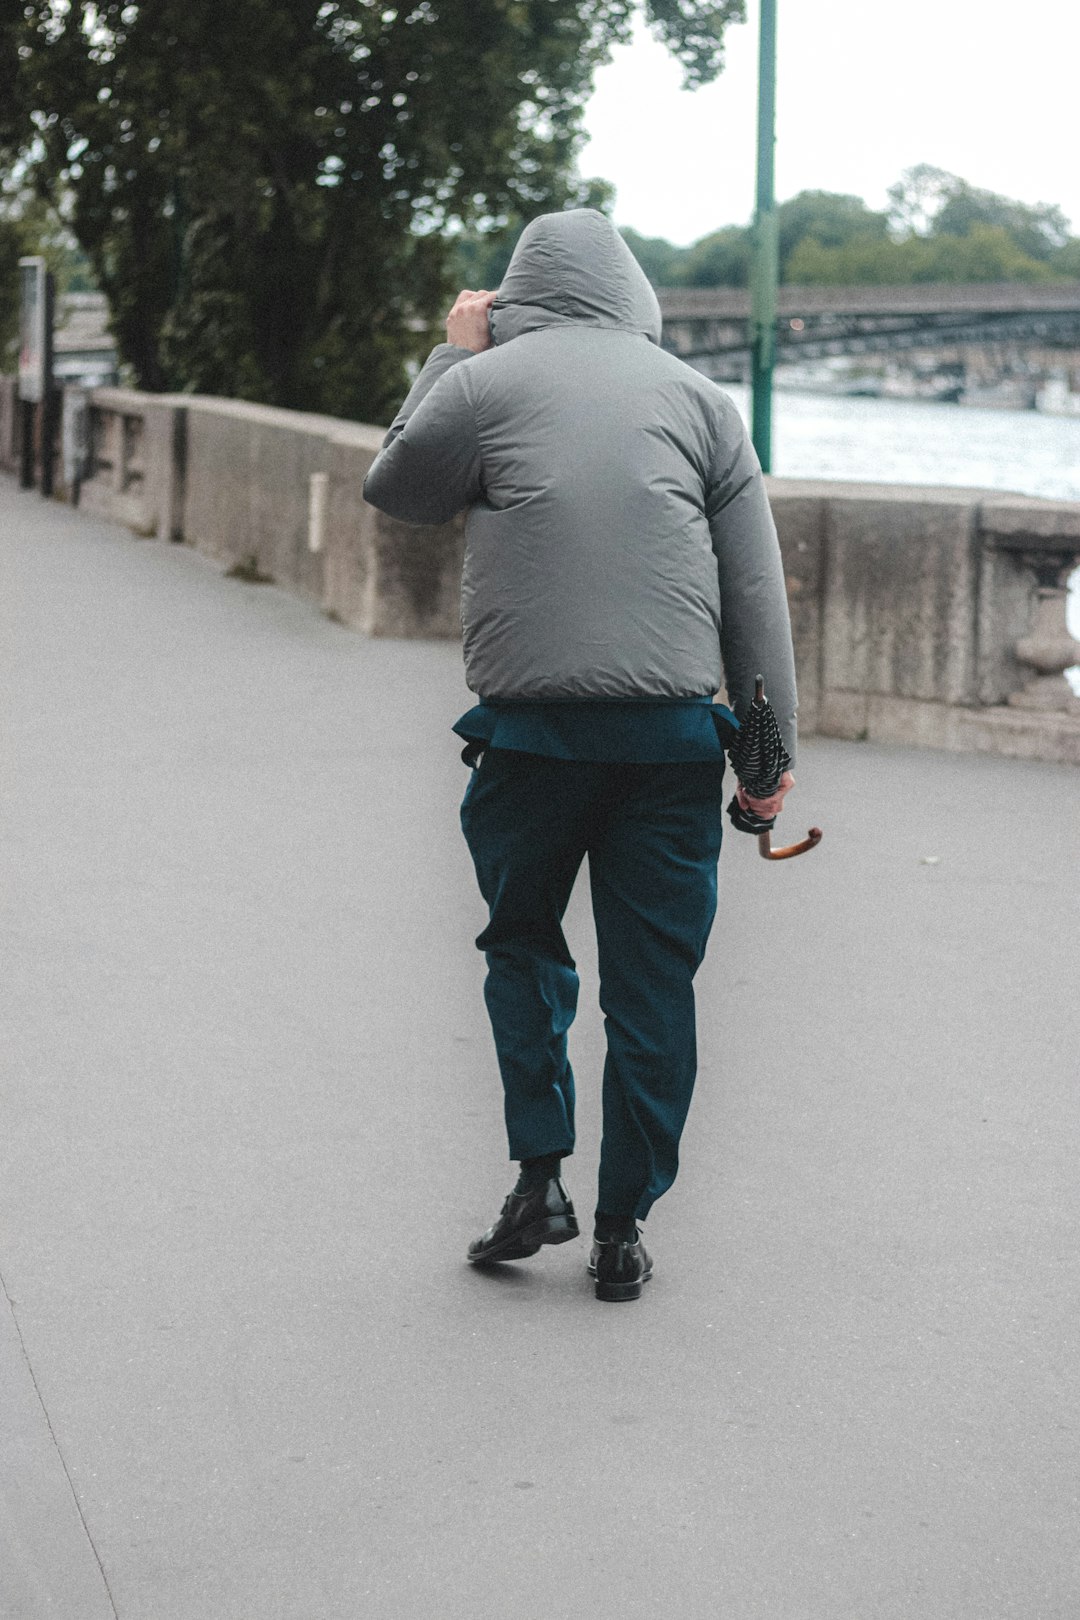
left=609, top=170, right=1080, bottom=290
left=886, top=163, right=1070, bottom=258
left=1051, top=237, right=1080, bottom=278
left=668, top=224, right=751, bottom=286
left=605, top=224, right=682, bottom=287
left=0, top=0, right=743, bottom=420
left=777, top=189, right=888, bottom=270
left=0, top=219, right=20, bottom=365
left=0, top=184, right=95, bottom=364
left=781, top=166, right=1079, bottom=286
left=786, top=223, right=1054, bottom=287
left=611, top=191, right=892, bottom=290
left=449, top=175, right=615, bottom=291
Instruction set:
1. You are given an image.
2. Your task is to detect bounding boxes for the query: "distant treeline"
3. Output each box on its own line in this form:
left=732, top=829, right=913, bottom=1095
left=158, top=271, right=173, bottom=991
left=455, top=165, right=1080, bottom=289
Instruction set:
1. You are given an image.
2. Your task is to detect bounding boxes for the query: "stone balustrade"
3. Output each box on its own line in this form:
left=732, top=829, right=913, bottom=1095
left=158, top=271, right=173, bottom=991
left=2, top=379, right=1078, bottom=763
left=767, top=480, right=1080, bottom=761
left=0, top=375, right=18, bottom=475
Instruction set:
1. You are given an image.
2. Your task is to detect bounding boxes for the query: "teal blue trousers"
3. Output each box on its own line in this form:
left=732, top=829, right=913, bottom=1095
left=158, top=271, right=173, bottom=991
left=460, top=748, right=726, bottom=1221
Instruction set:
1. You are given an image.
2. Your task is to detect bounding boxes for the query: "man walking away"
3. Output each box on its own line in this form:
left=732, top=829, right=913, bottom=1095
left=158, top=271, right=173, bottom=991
left=363, top=209, right=797, bottom=1302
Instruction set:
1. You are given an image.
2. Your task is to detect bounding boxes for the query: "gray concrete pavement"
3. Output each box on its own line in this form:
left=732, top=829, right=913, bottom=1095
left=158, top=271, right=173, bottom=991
left=2, top=474, right=1079, bottom=1619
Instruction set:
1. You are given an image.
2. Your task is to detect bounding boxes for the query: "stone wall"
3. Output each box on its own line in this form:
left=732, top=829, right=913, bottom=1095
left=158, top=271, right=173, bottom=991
left=74, top=388, right=463, bottom=638
left=12, top=381, right=1080, bottom=764
left=768, top=481, right=1080, bottom=762
left=0, top=374, right=18, bottom=474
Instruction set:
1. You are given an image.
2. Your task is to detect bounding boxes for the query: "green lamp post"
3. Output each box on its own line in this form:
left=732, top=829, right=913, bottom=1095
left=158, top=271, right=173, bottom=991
left=750, top=0, right=778, bottom=471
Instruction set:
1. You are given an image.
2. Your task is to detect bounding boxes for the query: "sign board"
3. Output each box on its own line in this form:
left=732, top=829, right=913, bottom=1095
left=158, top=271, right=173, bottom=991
left=18, top=256, right=50, bottom=403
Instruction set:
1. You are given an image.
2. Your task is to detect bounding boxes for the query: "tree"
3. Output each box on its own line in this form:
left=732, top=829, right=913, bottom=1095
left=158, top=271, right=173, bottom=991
left=776, top=190, right=888, bottom=278
left=450, top=177, right=615, bottom=291
left=617, top=192, right=891, bottom=291
left=931, top=183, right=1069, bottom=262
left=783, top=166, right=1078, bottom=286
left=786, top=234, right=920, bottom=286
left=0, top=180, right=97, bottom=365
left=1051, top=237, right=1080, bottom=278
left=885, top=163, right=957, bottom=238
left=1, top=1, right=745, bottom=421
left=923, top=224, right=1052, bottom=282
left=670, top=224, right=751, bottom=286
left=618, top=225, right=686, bottom=286
left=785, top=224, right=1052, bottom=286
left=0, top=219, right=21, bottom=366
left=888, top=163, right=1071, bottom=260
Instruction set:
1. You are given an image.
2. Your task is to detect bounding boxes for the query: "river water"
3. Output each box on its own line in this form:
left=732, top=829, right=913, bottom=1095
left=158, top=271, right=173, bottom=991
left=724, top=384, right=1080, bottom=667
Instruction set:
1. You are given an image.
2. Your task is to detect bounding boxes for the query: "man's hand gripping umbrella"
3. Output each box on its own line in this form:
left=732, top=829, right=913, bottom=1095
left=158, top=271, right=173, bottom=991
left=728, top=676, right=823, bottom=860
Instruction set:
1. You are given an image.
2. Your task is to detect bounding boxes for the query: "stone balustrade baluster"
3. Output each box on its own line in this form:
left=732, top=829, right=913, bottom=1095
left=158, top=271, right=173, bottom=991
left=1008, top=553, right=1080, bottom=711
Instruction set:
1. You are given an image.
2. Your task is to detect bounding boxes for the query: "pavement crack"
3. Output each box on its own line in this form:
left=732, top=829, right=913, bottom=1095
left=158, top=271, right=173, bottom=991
left=0, top=1265, right=121, bottom=1619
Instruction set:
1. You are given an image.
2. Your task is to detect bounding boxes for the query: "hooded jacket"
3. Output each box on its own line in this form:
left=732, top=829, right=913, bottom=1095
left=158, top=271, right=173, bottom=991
left=362, top=209, right=798, bottom=762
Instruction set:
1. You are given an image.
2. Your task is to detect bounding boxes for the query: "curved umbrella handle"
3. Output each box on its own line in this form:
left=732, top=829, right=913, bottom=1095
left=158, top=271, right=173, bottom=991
left=757, top=826, right=823, bottom=861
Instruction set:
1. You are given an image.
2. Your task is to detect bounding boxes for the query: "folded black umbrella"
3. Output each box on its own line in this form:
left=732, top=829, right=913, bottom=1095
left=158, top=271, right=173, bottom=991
left=726, top=675, right=822, bottom=861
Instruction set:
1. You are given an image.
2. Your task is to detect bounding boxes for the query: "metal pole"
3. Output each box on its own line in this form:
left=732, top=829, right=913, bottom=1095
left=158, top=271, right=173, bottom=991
left=19, top=399, right=35, bottom=489
left=40, top=270, right=56, bottom=498
left=750, top=0, right=778, bottom=471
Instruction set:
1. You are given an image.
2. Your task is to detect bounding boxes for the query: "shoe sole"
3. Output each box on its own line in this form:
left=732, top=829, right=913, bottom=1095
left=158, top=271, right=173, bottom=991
left=468, top=1213, right=579, bottom=1265
left=588, top=1258, right=654, bottom=1302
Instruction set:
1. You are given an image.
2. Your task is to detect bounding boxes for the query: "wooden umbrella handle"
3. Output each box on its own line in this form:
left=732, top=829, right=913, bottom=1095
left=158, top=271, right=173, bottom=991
left=757, top=826, right=823, bottom=861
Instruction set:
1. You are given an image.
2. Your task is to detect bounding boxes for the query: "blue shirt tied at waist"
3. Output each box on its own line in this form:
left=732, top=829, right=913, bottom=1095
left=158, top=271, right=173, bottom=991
left=453, top=697, right=740, bottom=767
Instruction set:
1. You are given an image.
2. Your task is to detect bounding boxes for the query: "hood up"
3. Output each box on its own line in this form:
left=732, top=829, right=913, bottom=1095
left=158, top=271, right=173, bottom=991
left=489, top=209, right=662, bottom=347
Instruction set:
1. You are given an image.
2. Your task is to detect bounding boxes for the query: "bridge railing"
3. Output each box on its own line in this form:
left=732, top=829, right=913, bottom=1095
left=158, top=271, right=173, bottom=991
left=3, top=379, right=1078, bottom=764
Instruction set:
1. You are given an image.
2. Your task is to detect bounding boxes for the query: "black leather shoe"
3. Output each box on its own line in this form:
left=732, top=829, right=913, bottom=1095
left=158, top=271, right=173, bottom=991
left=588, top=1231, right=653, bottom=1301
left=467, top=1175, right=580, bottom=1264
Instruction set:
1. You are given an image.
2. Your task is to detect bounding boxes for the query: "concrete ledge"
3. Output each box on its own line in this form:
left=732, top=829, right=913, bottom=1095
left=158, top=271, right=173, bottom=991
left=980, top=496, right=1080, bottom=546
left=822, top=493, right=981, bottom=705
left=0, top=375, right=18, bottom=474
left=820, top=691, right=1080, bottom=765
left=768, top=486, right=826, bottom=737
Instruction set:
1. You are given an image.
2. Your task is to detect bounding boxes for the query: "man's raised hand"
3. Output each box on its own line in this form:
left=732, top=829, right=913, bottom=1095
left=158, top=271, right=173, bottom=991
left=446, top=289, right=497, bottom=353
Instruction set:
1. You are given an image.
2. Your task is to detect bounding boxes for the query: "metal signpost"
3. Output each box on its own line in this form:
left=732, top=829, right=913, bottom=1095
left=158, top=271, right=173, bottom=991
left=750, top=0, right=778, bottom=472
left=18, top=255, right=56, bottom=493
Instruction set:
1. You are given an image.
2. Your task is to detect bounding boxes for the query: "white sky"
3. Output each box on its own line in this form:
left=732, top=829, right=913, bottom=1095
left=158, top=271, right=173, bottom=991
left=578, top=0, right=1080, bottom=246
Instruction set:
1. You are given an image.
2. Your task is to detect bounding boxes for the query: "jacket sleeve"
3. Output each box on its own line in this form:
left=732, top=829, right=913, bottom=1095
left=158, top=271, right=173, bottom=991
left=362, top=344, right=483, bottom=526
left=705, top=406, right=798, bottom=767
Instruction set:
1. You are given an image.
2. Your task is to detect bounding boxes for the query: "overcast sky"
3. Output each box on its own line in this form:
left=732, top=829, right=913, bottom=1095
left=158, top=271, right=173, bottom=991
left=577, top=0, right=1080, bottom=246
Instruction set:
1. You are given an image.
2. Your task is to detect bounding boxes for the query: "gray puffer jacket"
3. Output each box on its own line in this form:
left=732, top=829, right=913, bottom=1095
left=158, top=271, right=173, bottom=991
left=363, top=208, right=798, bottom=762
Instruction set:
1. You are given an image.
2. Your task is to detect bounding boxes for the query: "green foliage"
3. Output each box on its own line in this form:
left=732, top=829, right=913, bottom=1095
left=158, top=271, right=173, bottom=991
left=450, top=178, right=615, bottom=292
left=884, top=164, right=957, bottom=237
left=781, top=168, right=1079, bottom=287
left=0, top=219, right=21, bottom=365
left=618, top=172, right=1080, bottom=292
left=669, top=224, right=750, bottom=286
left=1, top=1, right=742, bottom=419
left=2, top=188, right=97, bottom=291
left=623, top=191, right=893, bottom=289
left=927, top=224, right=1055, bottom=281
left=786, top=224, right=1053, bottom=285
left=887, top=164, right=1069, bottom=259
left=776, top=190, right=888, bottom=276
left=933, top=185, right=1068, bottom=261
left=451, top=221, right=530, bottom=294
left=616, top=226, right=684, bottom=287
left=1050, top=237, right=1080, bottom=278
left=0, top=185, right=97, bottom=364
left=644, top=0, right=746, bottom=88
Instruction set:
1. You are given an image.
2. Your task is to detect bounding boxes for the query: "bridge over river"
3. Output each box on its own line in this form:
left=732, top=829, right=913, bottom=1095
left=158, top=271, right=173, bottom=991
left=659, top=279, right=1080, bottom=366
left=3, top=474, right=1079, bottom=1618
